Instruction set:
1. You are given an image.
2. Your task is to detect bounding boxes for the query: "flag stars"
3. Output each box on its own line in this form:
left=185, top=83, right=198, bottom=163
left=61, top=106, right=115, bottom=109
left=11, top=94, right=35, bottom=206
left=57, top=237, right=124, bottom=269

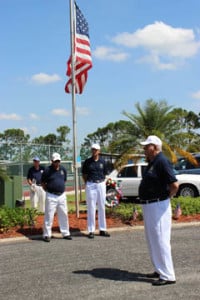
left=76, top=4, right=89, bottom=37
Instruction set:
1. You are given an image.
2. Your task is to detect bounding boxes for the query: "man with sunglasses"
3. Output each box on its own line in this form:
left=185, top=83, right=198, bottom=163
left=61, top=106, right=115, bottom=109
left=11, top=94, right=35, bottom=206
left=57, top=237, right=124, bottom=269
left=82, top=143, right=110, bottom=239
left=41, top=152, right=72, bottom=242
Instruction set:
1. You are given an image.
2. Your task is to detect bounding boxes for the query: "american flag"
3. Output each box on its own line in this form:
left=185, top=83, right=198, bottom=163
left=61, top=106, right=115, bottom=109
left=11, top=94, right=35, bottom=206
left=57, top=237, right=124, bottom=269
left=133, top=207, right=139, bottom=221
left=65, top=3, right=92, bottom=94
left=174, top=203, right=182, bottom=220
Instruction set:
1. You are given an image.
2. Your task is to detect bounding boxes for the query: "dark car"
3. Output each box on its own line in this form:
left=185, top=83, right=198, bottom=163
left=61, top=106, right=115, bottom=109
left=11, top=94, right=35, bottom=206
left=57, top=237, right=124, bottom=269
left=178, top=168, right=200, bottom=175
left=174, top=153, right=200, bottom=171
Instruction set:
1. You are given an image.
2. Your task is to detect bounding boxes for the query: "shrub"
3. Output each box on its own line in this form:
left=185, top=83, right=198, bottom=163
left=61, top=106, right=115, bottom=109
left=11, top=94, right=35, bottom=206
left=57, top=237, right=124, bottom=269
left=0, top=206, right=39, bottom=233
left=106, top=197, right=200, bottom=222
left=171, top=197, right=200, bottom=215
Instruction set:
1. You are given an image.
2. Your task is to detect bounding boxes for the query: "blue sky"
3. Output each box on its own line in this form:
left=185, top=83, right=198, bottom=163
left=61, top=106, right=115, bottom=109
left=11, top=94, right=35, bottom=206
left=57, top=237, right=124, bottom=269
left=1, top=0, right=200, bottom=148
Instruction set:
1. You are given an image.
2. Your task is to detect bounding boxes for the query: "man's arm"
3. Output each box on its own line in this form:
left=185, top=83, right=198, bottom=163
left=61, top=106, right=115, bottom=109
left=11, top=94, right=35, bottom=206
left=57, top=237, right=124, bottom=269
left=27, top=168, right=32, bottom=186
left=82, top=160, right=88, bottom=184
left=169, top=181, right=179, bottom=198
left=41, top=170, right=47, bottom=191
left=82, top=174, right=88, bottom=184
left=27, top=178, right=32, bottom=186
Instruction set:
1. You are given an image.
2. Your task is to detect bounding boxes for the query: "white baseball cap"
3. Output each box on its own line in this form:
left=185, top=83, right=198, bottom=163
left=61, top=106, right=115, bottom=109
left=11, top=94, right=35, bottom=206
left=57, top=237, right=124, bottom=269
left=91, top=143, right=100, bottom=150
left=33, top=156, right=40, bottom=161
left=140, top=135, right=162, bottom=146
left=51, top=152, right=61, bottom=161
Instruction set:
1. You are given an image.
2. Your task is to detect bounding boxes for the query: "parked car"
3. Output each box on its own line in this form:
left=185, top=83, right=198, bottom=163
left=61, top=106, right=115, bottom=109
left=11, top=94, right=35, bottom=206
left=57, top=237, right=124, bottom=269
left=106, top=162, right=147, bottom=200
left=175, top=173, right=200, bottom=197
left=107, top=163, right=200, bottom=199
left=177, top=168, right=200, bottom=175
left=174, top=153, right=200, bottom=171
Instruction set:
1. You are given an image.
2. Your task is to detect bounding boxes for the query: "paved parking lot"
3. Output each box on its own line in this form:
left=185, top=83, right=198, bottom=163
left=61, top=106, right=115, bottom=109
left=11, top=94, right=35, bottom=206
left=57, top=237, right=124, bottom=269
left=0, top=223, right=199, bottom=300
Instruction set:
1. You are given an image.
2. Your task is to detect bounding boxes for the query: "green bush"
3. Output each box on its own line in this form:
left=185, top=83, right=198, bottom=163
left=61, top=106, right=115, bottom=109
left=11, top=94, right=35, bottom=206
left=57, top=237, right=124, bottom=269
left=106, top=197, right=200, bottom=222
left=0, top=206, right=39, bottom=233
left=106, top=202, right=142, bottom=221
left=171, top=197, right=200, bottom=215
left=0, top=196, right=200, bottom=233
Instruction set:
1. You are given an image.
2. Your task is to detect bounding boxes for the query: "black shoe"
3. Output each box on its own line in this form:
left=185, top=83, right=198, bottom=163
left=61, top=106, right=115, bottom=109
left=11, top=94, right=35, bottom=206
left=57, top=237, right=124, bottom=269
left=63, top=235, right=72, bottom=240
left=152, top=279, right=176, bottom=286
left=146, top=272, right=160, bottom=278
left=43, top=236, right=50, bottom=242
left=88, top=232, right=94, bottom=239
left=99, top=231, right=110, bottom=237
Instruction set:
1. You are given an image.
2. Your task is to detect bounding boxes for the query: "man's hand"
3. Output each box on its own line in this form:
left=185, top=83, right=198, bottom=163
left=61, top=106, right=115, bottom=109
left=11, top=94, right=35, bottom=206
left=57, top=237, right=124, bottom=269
left=30, top=183, right=36, bottom=192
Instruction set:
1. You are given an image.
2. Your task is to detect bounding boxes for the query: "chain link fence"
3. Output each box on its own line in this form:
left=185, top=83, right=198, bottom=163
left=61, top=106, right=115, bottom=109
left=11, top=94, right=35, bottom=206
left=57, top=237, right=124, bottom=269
left=0, top=142, right=85, bottom=199
left=0, top=142, right=119, bottom=201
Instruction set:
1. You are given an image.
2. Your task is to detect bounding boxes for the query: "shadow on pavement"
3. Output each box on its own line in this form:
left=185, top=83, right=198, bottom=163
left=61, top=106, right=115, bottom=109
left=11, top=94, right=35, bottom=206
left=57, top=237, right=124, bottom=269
left=16, top=226, right=84, bottom=241
left=73, top=268, right=153, bottom=283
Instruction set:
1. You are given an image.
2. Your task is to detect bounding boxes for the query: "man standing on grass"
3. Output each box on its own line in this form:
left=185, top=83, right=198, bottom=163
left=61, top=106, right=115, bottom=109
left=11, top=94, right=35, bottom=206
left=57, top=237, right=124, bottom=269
left=41, top=152, right=72, bottom=242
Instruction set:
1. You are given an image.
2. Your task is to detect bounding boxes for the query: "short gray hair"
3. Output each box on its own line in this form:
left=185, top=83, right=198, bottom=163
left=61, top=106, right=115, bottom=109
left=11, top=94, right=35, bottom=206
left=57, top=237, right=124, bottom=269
left=156, top=144, right=162, bottom=151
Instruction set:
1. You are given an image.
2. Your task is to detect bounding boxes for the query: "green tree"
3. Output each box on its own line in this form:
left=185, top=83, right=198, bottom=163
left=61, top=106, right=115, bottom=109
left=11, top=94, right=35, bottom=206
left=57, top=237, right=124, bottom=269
left=80, top=120, right=138, bottom=160
left=81, top=99, right=200, bottom=166
left=167, top=108, right=200, bottom=151
left=123, top=99, right=174, bottom=139
left=122, top=99, right=200, bottom=164
left=56, top=126, right=70, bottom=143
left=0, top=129, right=30, bottom=161
left=0, top=126, right=72, bottom=162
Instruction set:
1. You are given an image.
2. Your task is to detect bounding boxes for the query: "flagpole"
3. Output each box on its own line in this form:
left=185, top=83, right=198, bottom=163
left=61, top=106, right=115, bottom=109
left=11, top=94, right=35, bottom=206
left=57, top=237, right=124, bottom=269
left=69, top=0, right=79, bottom=218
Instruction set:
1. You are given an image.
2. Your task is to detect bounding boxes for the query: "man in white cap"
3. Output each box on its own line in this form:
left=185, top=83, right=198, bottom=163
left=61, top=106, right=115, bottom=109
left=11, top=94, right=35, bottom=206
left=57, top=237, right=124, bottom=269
left=82, top=143, right=110, bottom=238
left=139, top=135, right=179, bottom=286
left=27, top=156, right=45, bottom=212
left=41, top=152, right=72, bottom=242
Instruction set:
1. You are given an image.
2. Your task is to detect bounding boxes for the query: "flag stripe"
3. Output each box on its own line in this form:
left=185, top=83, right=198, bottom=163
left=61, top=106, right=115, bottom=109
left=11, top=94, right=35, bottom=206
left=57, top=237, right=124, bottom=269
left=76, top=45, right=91, bottom=57
left=76, top=33, right=90, bottom=45
left=65, top=3, right=92, bottom=94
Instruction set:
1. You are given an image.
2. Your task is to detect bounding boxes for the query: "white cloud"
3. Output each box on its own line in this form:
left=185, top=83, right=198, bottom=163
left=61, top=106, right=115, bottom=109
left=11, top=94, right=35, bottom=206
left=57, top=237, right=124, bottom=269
left=137, top=53, right=178, bottom=70
left=51, top=108, right=70, bottom=117
left=31, top=73, right=62, bottom=85
left=29, top=113, right=39, bottom=120
left=191, top=90, right=200, bottom=99
left=0, top=113, right=22, bottom=121
left=77, top=106, right=90, bottom=116
left=93, top=46, right=129, bottom=62
left=112, top=22, right=200, bottom=69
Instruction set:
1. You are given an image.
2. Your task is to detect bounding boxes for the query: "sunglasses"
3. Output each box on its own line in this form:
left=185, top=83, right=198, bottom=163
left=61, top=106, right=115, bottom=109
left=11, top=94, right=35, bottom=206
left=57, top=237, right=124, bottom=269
left=53, top=160, right=61, bottom=163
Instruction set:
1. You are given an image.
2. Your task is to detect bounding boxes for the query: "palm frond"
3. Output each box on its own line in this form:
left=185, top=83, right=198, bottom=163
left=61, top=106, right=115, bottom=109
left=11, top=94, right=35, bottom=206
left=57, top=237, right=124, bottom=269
left=175, top=148, right=199, bottom=166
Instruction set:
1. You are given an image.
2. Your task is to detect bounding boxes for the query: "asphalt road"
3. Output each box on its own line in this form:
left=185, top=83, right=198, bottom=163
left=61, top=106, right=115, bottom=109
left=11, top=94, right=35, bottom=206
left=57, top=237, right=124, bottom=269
left=0, top=224, right=199, bottom=300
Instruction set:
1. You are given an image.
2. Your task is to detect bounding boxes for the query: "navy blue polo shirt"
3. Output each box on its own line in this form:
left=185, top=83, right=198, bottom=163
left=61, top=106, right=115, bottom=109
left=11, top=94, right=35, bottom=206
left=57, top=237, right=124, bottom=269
left=41, top=165, right=67, bottom=194
left=27, top=166, right=45, bottom=185
left=82, top=157, right=107, bottom=182
left=139, top=152, right=177, bottom=200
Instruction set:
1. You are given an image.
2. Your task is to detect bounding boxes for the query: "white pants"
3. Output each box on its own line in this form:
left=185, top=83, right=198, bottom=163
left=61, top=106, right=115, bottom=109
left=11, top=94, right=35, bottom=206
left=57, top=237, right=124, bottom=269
left=86, top=181, right=107, bottom=233
left=43, top=192, right=70, bottom=238
left=142, top=199, right=176, bottom=281
left=30, top=185, right=45, bottom=213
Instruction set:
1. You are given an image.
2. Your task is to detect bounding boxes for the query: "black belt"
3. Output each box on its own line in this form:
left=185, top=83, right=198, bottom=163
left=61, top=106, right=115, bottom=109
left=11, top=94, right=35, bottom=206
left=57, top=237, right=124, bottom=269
left=88, top=179, right=104, bottom=183
left=139, top=197, right=168, bottom=204
left=47, top=191, right=63, bottom=196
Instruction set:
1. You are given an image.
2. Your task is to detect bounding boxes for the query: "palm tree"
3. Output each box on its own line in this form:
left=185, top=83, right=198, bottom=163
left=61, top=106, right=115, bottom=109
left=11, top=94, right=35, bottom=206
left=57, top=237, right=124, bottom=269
left=123, top=99, right=174, bottom=139
left=117, top=99, right=198, bottom=167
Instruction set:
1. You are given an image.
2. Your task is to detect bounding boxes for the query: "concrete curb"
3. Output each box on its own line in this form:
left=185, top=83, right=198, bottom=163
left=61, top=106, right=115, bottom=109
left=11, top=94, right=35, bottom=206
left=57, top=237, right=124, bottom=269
left=0, top=221, right=199, bottom=244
